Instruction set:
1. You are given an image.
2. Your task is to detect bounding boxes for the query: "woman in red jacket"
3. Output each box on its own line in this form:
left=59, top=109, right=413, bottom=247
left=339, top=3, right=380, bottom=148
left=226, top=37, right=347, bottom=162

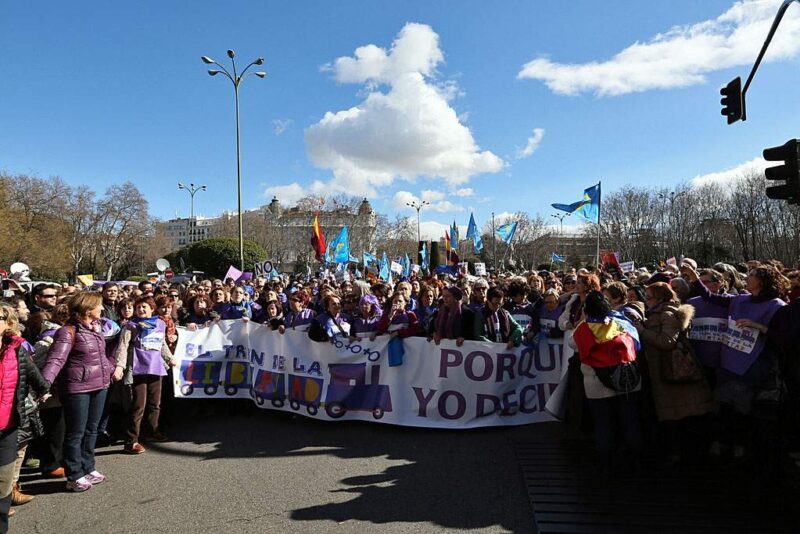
left=0, top=302, right=50, bottom=530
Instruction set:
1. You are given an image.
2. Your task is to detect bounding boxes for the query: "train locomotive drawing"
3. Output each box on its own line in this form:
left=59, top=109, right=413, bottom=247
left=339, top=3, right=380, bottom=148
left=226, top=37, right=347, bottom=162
left=324, top=363, right=392, bottom=419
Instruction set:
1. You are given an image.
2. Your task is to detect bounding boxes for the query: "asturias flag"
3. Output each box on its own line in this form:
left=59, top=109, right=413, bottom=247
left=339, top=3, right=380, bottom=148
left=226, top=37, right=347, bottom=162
left=311, top=212, right=326, bottom=262
left=496, top=221, right=517, bottom=245
left=379, top=252, right=390, bottom=280
left=329, top=227, right=350, bottom=264
left=551, top=182, right=601, bottom=223
left=466, top=213, right=483, bottom=253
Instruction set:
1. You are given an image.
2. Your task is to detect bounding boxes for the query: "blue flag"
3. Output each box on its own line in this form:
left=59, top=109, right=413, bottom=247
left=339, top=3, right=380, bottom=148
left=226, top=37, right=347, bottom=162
left=466, top=213, right=483, bottom=253
left=449, top=221, right=459, bottom=250
left=348, top=254, right=359, bottom=263
left=496, top=221, right=517, bottom=245
left=329, top=227, right=350, bottom=264
left=402, top=253, right=411, bottom=277
left=420, top=243, right=428, bottom=269
left=577, top=183, right=601, bottom=223
left=550, top=252, right=565, bottom=263
left=379, top=252, right=390, bottom=280
left=363, top=251, right=377, bottom=266
left=551, top=182, right=601, bottom=223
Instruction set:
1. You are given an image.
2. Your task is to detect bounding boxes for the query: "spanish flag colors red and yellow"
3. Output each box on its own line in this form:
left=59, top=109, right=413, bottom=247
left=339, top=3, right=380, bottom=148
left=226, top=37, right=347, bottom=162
left=311, top=212, right=326, bottom=262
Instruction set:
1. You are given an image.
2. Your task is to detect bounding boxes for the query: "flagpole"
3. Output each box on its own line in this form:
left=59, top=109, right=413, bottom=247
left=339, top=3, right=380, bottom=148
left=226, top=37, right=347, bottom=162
left=492, top=212, right=497, bottom=271
left=596, top=180, right=602, bottom=270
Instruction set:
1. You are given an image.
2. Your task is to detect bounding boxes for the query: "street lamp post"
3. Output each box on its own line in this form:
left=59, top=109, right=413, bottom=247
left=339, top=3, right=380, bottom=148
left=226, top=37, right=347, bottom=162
left=178, top=182, right=207, bottom=243
left=202, top=50, right=266, bottom=270
left=405, top=200, right=430, bottom=244
left=551, top=212, right=571, bottom=265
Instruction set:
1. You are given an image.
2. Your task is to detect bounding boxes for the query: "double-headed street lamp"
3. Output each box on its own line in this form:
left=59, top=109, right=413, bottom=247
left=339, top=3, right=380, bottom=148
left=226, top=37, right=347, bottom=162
left=202, top=49, right=266, bottom=270
left=406, top=200, right=430, bottom=244
left=551, top=212, right=570, bottom=263
left=178, top=182, right=207, bottom=244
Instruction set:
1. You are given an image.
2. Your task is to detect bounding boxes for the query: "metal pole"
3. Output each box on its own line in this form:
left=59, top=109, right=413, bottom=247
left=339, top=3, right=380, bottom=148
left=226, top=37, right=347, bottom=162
left=492, top=212, right=496, bottom=271
left=234, top=83, right=244, bottom=271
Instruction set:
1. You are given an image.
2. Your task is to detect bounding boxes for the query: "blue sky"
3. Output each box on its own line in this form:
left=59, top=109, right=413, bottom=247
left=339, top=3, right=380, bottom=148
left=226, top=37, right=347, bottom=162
left=3, top=1, right=800, bottom=239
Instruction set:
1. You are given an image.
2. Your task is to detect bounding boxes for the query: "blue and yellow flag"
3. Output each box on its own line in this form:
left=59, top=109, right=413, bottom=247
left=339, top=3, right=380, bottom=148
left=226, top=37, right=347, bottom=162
left=497, top=221, right=517, bottom=245
left=552, top=182, right=601, bottom=223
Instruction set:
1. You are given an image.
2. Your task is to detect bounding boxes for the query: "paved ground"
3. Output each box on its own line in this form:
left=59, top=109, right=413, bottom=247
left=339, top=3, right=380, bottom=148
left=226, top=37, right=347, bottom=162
left=13, top=403, right=543, bottom=533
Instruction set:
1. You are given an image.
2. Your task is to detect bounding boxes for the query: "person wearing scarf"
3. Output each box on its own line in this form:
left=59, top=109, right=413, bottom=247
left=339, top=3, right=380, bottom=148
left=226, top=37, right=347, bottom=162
left=415, top=285, right=438, bottom=337
left=476, top=287, right=523, bottom=350
left=308, top=295, right=351, bottom=342
left=262, top=300, right=285, bottom=332
left=682, top=264, right=786, bottom=460
left=430, top=286, right=477, bottom=347
left=571, top=291, right=642, bottom=473
left=376, top=293, right=419, bottom=339
left=284, top=291, right=315, bottom=332
left=218, top=286, right=252, bottom=320
left=504, top=279, right=537, bottom=342
left=351, top=295, right=382, bottom=341
left=112, top=297, right=176, bottom=455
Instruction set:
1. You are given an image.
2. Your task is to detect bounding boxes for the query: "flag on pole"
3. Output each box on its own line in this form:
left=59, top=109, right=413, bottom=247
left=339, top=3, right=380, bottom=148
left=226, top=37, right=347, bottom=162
left=379, top=252, right=390, bottom=280
left=402, top=253, right=411, bottom=277
left=363, top=251, right=377, bottom=266
left=420, top=242, right=428, bottom=270
left=466, top=213, right=483, bottom=253
left=449, top=221, right=459, bottom=250
left=551, top=183, right=601, bottom=223
left=496, top=221, right=517, bottom=245
left=444, top=231, right=451, bottom=253
left=310, top=212, right=326, bottom=262
left=328, top=227, right=350, bottom=264
left=550, top=252, right=566, bottom=263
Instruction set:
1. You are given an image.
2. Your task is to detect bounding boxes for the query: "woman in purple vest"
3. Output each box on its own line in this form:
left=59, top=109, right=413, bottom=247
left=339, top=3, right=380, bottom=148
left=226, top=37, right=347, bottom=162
left=350, top=295, right=382, bottom=341
left=682, top=264, right=786, bottom=459
left=284, top=291, right=315, bottom=332
left=112, top=297, right=176, bottom=455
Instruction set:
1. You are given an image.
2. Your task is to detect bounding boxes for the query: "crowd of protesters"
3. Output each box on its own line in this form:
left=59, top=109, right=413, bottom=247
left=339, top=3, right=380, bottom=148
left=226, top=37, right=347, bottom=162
left=0, top=256, right=798, bottom=530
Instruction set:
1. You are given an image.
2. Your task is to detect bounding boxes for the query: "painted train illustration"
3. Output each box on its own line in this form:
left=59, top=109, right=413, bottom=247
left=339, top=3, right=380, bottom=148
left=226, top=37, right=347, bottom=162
left=179, top=361, right=392, bottom=420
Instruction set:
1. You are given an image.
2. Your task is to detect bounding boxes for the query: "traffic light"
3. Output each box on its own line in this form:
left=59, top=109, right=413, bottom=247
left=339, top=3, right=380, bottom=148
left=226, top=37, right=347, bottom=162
left=720, top=77, right=744, bottom=124
left=763, top=139, right=800, bottom=204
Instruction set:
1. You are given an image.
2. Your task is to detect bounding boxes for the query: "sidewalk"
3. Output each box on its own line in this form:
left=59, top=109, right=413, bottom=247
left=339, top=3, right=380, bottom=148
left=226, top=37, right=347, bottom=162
left=513, top=424, right=799, bottom=534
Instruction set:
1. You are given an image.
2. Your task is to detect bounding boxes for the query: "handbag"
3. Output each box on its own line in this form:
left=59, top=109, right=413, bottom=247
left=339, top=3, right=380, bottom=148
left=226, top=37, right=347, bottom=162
left=661, top=329, right=704, bottom=383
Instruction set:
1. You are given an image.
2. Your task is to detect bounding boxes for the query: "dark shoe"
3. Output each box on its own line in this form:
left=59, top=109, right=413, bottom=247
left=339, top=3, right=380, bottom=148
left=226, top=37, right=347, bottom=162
left=11, top=482, right=34, bottom=505
left=45, top=467, right=65, bottom=478
left=124, top=442, right=146, bottom=455
left=147, top=432, right=168, bottom=443
left=96, top=431, right=118, bottom=447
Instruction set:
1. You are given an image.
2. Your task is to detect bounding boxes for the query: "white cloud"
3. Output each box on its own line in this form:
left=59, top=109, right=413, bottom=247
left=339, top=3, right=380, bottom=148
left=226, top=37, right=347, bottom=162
left=305, top=23, right=504, bottom=197
left=263, top=183, right=306, bottom=205
left=516, top=128, right=545, bottom=159
left=454, top=188, right=474, bottom=197
left=518, top=0, right=800, bottom=96
left=690, top=157, right=768, bottom=187
left=391, top=190, right=464, bottom=213
left=272, top=119, right=294, bottom=135
left=418, top=220, right=468, bottom=241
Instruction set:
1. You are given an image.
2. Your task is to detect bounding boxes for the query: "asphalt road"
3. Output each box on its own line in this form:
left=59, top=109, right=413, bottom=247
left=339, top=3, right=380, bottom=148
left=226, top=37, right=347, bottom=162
left=13, top=403, right=542, bottom=533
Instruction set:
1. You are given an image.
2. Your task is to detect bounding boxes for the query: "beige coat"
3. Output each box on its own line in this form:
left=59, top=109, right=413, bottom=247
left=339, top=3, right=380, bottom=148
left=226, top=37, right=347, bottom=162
left=640, top=302, right=713, bottom=422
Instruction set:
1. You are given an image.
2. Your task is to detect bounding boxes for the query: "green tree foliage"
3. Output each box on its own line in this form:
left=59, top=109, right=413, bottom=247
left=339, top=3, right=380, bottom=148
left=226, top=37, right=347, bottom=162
left=167, top=238, right=267, bottom=277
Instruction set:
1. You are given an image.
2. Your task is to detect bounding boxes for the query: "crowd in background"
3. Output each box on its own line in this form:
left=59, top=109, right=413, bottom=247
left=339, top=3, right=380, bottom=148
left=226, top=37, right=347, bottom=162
left=0, top=257, right=798, bottom=531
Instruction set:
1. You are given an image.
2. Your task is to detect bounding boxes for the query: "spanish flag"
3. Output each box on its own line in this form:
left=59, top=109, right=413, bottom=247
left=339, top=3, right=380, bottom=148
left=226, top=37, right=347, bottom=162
left=311, top=212, right=326, bottom=262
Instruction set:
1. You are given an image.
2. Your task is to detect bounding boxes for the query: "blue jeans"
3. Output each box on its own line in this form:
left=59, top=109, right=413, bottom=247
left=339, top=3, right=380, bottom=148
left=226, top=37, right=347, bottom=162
left=62, top=389, right=108, bottom=481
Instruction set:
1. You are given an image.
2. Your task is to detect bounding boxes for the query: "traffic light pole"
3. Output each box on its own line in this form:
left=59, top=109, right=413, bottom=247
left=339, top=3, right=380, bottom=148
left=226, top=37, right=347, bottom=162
left=723, top=0, right=798, bottom=124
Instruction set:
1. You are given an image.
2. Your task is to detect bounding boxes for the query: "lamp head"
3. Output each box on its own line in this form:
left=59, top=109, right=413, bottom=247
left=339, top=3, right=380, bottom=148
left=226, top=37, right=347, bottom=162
left=201, top=186, right=208, bottom=191
left=227, top=49, right=235, bottom=58
left=178, top=182, right=185, bottom=189
left=208, top=69, right=220, bottom=76
left=255, top=57, right=265, bottom=65
left=201, top=56, right=215, bottom=64
left=255, top=72, right=266, bottom=78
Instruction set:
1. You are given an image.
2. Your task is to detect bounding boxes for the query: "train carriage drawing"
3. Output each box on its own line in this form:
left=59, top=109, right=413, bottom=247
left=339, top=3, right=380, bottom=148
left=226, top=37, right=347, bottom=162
left=179, top=360, right=223, bottom=396
left=288, top=374, right=324, bottom=415
left=324, top=363, right=392, bottom=420
left=222, top=361, right=252, bottom=396
left=251, top=369, right=287, bottom=407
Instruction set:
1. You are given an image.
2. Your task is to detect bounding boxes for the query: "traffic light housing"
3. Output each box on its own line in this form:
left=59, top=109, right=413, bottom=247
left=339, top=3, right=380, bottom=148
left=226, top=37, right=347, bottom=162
left=763, top=139, right=800, bottom=204
left=720, top=77, right=745, bottom=124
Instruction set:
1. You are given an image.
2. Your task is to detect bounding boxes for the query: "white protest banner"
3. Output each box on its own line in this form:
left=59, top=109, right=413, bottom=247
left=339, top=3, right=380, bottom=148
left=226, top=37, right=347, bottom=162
left=619, top=261, right=635, bottom=273
left=253, top=259, right=274, bottom=278
left=474, top=263, right=486, bottom=276
left=390, top=261, right=403, bottom=274
left=723, top=319, right=759, bottom=354
left=688, top=317, right=728, bottom=343
left=411, top=264, right=420, bottom=273
left=173, top=320, right=565, bottom=429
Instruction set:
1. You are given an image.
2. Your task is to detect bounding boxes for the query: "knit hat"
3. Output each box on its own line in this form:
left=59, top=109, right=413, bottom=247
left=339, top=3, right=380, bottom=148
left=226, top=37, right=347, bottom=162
left=446, top=286, right=463, bottom=301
